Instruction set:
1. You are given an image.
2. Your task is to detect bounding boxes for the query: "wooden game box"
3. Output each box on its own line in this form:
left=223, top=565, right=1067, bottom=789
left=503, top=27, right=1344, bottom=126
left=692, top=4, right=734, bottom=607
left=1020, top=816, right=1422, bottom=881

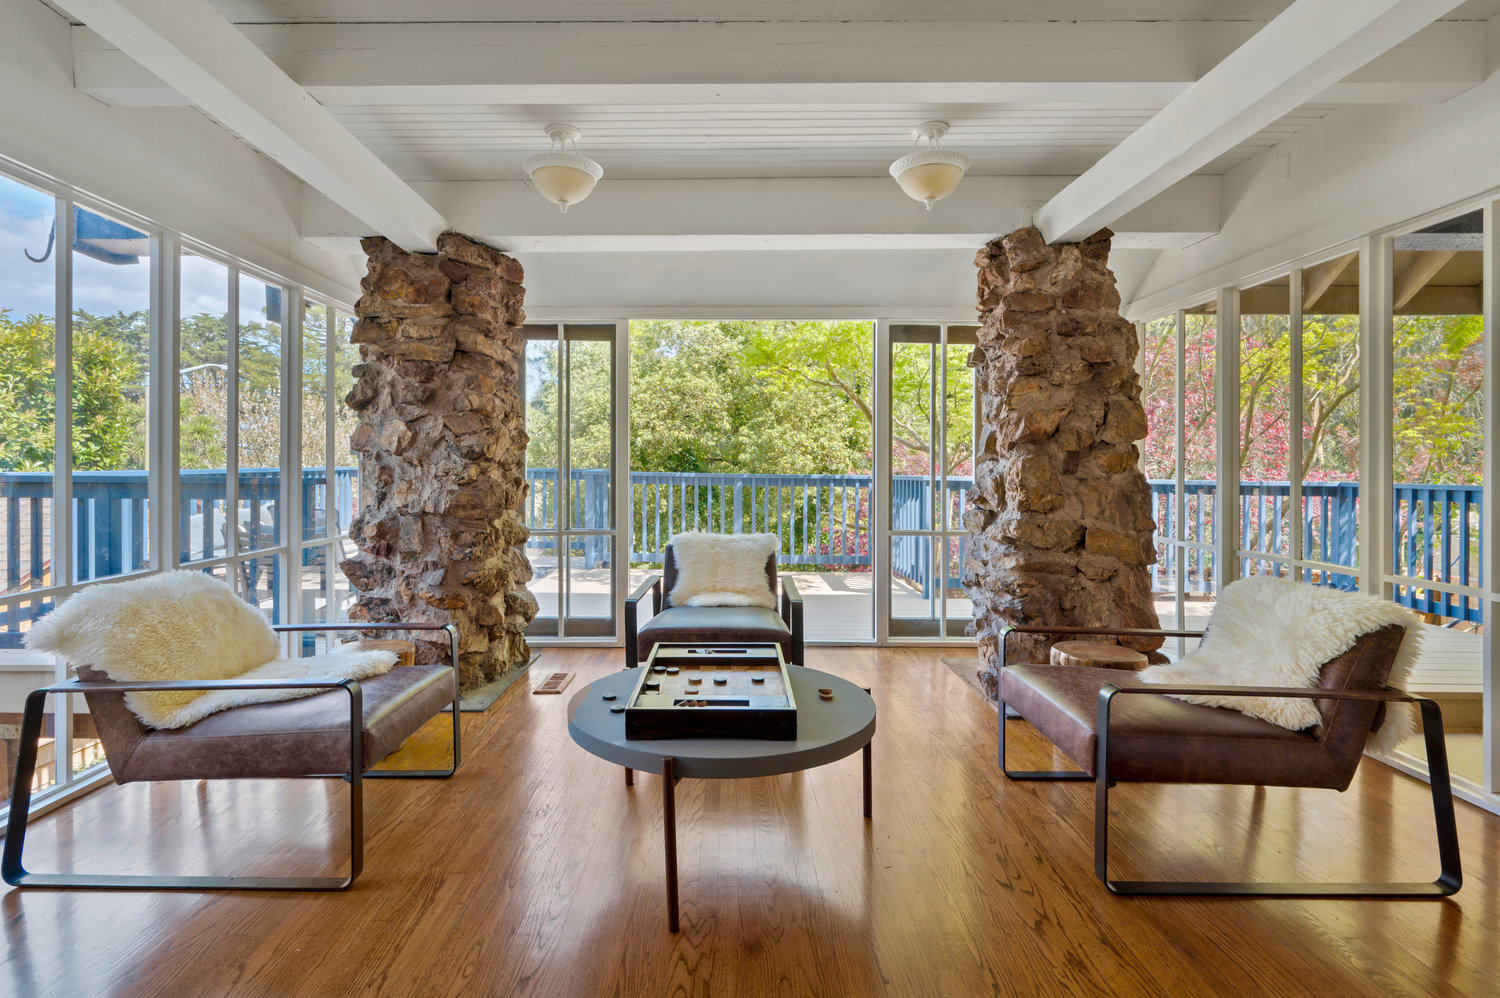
left=625, top=643, right=797, bottom=740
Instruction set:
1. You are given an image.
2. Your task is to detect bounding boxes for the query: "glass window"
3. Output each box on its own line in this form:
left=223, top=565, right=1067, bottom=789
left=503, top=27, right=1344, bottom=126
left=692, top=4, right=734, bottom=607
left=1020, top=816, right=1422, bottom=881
left=1239, top=276, right=1293, bottom=575
left=332, top=310, right=359, bottom=529
left=236, top=275, right=283, bottom=619
left=1182, top=309, right=1218, bottom=611
left=1300, top=253, right=1360, bottom=586
left=179, top=250, right=231, bottom=563
left=0, top=173, right=58, bottom=801
left=302, top=301, right=329, bottom=543
left=1141, top=315, right=1178, bottom=626
left=1386, top=210, right=1485, bottom=786
left=71, top=207, right=152, bottom=583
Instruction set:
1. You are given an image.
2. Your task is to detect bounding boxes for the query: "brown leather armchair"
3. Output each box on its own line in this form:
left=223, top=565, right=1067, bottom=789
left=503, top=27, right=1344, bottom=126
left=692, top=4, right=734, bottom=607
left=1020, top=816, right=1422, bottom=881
left=998, top=623, right=1461, bottom=897
left=625, top=545, right=803, bottom=668
left=3, top=622, right=461, bottom=891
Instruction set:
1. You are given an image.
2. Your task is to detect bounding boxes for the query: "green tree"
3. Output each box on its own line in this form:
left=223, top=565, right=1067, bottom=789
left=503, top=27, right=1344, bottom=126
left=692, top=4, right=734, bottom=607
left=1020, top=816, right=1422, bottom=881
left=0, top=312, right=55, bottom=470
left=0, top=310, right=143, bottom=472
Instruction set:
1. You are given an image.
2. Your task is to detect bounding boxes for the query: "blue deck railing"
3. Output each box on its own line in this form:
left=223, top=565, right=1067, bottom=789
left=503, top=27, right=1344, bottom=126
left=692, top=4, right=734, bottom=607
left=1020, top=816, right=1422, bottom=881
left=1146, top=478, right=1480, bottom=622
left=524, top=468, right=973, bottom=596
left=1, top=467, right=357, bottom=644
left=3, top=468, right=1482, bottom=637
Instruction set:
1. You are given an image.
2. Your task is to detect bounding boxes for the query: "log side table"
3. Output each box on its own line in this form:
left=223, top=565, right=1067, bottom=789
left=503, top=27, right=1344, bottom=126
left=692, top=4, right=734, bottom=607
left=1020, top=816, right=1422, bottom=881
left=1049, top=640, right=1148, bottom=670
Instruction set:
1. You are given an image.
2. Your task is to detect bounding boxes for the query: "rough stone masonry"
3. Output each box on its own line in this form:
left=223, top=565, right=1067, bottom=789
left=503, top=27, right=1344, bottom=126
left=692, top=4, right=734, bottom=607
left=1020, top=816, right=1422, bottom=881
left=339, top=232, right=538, bottom=687
left=963, top=226, right=1162, bottom=699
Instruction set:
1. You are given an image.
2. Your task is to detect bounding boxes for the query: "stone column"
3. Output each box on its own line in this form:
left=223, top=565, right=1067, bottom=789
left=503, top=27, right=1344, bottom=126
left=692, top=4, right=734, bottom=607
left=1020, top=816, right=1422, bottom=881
left=963, top=226, right=1162, bottom=700
left=339, top=232, right=538, bottom=687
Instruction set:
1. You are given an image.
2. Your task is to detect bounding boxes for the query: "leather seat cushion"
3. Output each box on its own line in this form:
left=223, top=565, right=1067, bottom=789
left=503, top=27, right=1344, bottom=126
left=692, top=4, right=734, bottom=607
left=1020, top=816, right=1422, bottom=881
left=636, top=606, right=791, bottom=663
left=107, top=665, right=455, bottom=782
left=1002, top=664, right=1351, bottom=789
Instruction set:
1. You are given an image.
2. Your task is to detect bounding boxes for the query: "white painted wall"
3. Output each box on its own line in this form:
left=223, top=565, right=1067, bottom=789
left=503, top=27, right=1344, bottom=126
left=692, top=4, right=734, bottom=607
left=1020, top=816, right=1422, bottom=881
left=1125, top=17, right=1500, bottom=319
left=0, top=0, right=362, bottom=301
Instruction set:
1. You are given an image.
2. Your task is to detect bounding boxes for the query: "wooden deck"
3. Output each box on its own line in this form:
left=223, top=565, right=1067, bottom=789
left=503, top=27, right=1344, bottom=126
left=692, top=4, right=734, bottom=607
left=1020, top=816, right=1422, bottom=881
left=529, top=566, right=971, bottom=643
left=3, top=647, right=1498, bottom=997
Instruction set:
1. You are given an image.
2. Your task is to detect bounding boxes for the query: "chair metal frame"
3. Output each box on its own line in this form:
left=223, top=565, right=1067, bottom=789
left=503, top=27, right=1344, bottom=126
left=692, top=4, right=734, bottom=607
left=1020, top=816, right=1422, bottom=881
left=997, top=623, right=1463, bottom=898
left=2, top=621, right=461, bottom=892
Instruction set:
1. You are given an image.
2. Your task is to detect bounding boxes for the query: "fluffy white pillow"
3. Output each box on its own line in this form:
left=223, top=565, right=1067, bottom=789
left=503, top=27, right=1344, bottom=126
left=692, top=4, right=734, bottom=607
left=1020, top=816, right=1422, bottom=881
left=26, top=570, right=395, bottom=729
left=669, top=532, right=779, bottom=609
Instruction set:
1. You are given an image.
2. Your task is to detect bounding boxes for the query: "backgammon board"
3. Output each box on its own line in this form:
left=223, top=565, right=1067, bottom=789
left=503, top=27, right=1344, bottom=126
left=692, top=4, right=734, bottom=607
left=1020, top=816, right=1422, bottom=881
left=624, top=644, right=797, bottom=740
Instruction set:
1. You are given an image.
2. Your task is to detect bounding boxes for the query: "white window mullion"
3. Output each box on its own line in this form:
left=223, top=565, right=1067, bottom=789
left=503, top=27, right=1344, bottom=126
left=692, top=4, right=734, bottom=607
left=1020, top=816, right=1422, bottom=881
left=1214, top=288, right=1241, bottom=594
left=1174, top=309, right=1187, bottom=649
left=873, top=319, right=892, bottom=644
left=226, top=269, right=240, bottom=571
left=1481, top=199, right=1499, bottom=794
left=151, top=231, right=181, bottom=571
left=282, top=285, right=303, bottom=639
left=1359, top=234, right=1394, bottom=602
left=52, top=197, right=74, bottom=787
left=613, top=319, right=630, bottom=645
left=937, top=324, right=949, bottom=635
left=1288, top=268, right=1304, bottom=577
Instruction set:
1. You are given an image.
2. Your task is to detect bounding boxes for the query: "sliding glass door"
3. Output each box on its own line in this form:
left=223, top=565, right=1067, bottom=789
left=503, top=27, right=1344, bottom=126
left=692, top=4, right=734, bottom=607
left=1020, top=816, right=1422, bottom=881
left=886, top=323, right=977, bottom=638
left=523, top=323, right=617, bottom=638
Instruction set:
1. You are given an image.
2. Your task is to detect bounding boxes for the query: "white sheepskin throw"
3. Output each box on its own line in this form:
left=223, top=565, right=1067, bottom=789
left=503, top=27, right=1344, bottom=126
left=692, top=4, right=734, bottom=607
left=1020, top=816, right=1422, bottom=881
left=669, top=532, right=779, bottom=609
left=1138, top=575, right=1422, bottom=751
left=25, top=570, right=396, bottom=729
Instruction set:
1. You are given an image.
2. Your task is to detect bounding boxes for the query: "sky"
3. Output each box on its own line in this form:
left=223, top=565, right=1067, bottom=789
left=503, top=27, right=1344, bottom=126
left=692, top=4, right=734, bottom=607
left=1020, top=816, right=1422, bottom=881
left=1, top=170, right=286, bottom=325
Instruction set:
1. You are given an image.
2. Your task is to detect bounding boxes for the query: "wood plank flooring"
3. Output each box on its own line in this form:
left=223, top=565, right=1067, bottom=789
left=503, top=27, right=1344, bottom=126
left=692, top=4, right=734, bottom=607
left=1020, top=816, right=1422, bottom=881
left=4, top=647, right=1499, bottom=997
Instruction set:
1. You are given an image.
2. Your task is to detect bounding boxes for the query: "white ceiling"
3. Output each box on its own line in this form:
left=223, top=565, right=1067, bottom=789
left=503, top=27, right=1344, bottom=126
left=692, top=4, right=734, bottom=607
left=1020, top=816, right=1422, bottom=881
left=63, top=1, right=1500, bottom=188
left=328, top=103, right=1340, bottom=183
left=46, top=0, right=1500, bottom=310
left=195, top=1, right=1500, bottom=23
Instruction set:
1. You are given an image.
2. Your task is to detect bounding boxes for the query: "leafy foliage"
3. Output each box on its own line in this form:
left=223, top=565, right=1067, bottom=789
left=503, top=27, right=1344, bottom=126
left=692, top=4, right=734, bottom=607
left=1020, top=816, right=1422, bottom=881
left=1142, top=307, right=1482, bottom=487
left=525, top=320, right=978, bottom=478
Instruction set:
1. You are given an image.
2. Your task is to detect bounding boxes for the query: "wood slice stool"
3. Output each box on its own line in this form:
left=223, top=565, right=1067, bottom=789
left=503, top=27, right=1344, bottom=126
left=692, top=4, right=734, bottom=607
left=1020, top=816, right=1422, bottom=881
left=1049, top=640, right=1148, bottom=670
left=343, top=638, right=417, bottom=667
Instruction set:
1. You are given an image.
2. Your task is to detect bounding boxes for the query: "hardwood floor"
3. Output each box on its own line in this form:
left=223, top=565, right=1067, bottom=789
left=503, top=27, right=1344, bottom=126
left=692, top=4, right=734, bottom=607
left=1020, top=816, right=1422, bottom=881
left=4, top=647, right=1498, bottom=997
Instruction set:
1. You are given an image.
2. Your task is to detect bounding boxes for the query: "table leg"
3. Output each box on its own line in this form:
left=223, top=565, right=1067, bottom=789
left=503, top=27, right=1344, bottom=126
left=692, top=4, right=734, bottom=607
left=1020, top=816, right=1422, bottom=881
left=863, top=687, right=873, bottom=819
left=662, top=755, right=679, bottom=932
left=625, top=767, right=633, bottom=787
left=862, top=741, right=872, bottom=818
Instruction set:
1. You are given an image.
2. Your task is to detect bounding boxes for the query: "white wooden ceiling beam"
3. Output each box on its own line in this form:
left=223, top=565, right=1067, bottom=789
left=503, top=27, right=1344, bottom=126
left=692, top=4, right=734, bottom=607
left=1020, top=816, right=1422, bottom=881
left=299, top=175, right=1220, bottom=254
left=55, top=0, right=446, bottom=252
left=71, top=18, right=1485, bottom=108
left=1035, top=0, right=1471, bottom=245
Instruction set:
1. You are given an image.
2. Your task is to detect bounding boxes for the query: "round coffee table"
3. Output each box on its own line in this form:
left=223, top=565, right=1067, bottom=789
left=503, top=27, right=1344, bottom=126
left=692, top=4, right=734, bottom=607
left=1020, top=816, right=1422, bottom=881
left=567, top=665, right=877, bottom=931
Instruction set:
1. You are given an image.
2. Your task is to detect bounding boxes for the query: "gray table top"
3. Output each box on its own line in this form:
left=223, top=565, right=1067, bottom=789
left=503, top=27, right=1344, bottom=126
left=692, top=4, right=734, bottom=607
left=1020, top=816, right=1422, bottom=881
left=567, top=665, right=876, bottom=780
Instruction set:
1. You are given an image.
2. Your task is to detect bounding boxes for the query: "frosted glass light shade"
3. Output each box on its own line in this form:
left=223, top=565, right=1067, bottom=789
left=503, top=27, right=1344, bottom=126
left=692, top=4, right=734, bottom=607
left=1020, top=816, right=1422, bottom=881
left=524, top=152, right=604, bottom=212
left=889, top=149, right=970, bottom=209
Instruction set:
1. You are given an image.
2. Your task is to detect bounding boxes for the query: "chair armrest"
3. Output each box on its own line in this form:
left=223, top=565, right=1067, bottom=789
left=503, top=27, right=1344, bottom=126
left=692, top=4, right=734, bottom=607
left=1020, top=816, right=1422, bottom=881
left=272, top=621, right=461, bottom=683
left=1100, top=682, right=1419, bottom=704
left=1001, top=624, right=1204, bottom=668
left=273, top=621, right=452, bottom=633
left=40, top=676, right=362, bottom=695
left=780, top=575, right=804, bottom=666
left=627, top=574, right=663, bottom=611
left=624, top=574, right=663, bottom=669
left=779, top=574, right=802, bottom=617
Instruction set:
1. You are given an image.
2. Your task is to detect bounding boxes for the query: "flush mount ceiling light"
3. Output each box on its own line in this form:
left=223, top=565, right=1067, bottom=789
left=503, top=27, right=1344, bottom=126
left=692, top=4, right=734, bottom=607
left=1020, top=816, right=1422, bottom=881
left=523, top=123, right=604, bottom=213
left=889, top=120, right=970, bottom=210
